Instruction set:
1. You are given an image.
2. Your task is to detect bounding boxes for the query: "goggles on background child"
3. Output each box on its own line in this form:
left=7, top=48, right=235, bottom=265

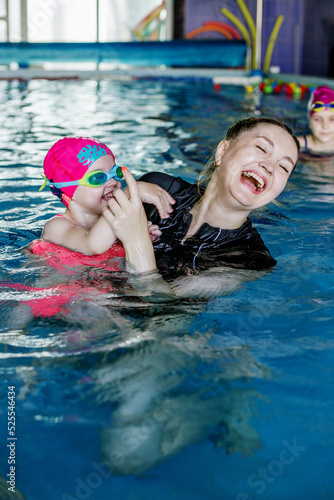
left=40, top=165, right=123, bottom=191
left=309, top=101, right=334, bottom=112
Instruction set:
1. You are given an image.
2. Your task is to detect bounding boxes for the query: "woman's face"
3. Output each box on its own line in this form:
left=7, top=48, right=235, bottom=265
left=214, top=124, right=298, bottom=211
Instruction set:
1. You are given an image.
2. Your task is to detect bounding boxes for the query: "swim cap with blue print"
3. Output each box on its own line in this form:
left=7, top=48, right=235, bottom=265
left=43, top=137, right=115, bottom=207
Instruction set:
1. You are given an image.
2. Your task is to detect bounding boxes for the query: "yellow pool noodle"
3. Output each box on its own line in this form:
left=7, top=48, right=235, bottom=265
left=220, top=7, right=251, bottom=47
left=263, top=15, right=284, bottom=73
left=236, top=0, right=257, bottom=69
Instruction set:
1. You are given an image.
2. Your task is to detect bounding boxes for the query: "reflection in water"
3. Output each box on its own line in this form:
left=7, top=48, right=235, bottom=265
left=96, top=341, right=267, bottom=476
left=0, top=474, right=25, bottom=500
left=2, top=257, right=270, bottom=477
left=295, top=158, right=334, bottom=197
left=79, top=290, right=269, bottom=476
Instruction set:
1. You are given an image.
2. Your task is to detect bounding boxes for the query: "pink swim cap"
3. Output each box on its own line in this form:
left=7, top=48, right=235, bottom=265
left=43, top=137, right=115, bottom=206
left=308, top=86, right=334, bottom=115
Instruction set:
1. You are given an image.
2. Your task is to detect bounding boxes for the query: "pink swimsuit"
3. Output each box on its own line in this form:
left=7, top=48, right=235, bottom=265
left=28, top=238, right=125, bottom=272
left=6, top=238, right=127, bottom=318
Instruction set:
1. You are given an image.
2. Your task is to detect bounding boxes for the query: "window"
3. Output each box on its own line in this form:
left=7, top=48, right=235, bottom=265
left=6, top=0, right=172, bottom=42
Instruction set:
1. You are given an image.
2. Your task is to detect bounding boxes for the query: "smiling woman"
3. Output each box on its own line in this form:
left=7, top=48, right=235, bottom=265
left=103, top=117, right=300, bottom=277
left=213, top=118, right=298, bottom=213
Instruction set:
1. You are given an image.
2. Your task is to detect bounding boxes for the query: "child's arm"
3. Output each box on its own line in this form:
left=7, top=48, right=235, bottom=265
left=102, top=167, right=157, bottom=273
left=41, top=181, right=173, bottom=256
left=42, top=214, right=117, bottom=255
left=296, top=135, right=306, bottom=148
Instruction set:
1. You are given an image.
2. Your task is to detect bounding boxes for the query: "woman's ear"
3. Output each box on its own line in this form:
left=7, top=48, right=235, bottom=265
left=215, top=140, right=228, bottom=167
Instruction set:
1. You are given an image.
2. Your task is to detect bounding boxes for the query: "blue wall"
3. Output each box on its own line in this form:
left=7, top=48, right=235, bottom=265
left=262, top=0, right=304, bottom=74
left=184, top=0, right=334, bottom=76
left=184, top=0, right=257, bottom=41
left=302, top=0, right=334, bottom=77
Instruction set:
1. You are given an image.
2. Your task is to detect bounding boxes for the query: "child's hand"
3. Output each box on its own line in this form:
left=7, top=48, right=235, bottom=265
left=135, top=181, right=175, bottom=219
left=147, top=221, right=161, bottom=243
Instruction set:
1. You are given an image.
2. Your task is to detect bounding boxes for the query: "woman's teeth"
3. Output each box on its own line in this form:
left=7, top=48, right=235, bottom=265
left=242, top=171, right=265, bottom=189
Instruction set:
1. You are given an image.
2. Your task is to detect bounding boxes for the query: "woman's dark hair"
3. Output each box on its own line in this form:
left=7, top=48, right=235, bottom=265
left=225, top=116, right=300, bottom=150
left=198, top=116, right=300, bottom=188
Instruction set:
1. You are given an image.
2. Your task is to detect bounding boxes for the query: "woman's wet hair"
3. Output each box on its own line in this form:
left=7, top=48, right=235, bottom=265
left=226, top=117, right=300, bottom=151
left=198, top=116, right=300, bottom=188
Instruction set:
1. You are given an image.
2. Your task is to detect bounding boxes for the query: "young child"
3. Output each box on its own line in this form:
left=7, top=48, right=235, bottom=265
left=297, top=85, right=334, bottom=158
left=38, top=137, right=174, bottom=256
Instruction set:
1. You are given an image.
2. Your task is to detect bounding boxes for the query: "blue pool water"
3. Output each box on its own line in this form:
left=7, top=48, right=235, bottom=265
left=0, top=78, right=334, bottom=500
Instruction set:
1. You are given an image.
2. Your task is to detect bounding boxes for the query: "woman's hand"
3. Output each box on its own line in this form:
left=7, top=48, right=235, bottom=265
left=128, top=181, right=175, bottom=219
left=102, top=167, right=157, bottom=273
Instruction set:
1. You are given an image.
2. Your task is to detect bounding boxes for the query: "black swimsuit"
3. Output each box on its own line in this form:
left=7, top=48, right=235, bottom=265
left=140, top=172, right=276, bottom=278
left=302, top=135, right=311, bottom=154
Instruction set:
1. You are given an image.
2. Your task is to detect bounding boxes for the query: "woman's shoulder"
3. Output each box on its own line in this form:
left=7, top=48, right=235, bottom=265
left=209, top=219, right=276, bottom=269
left=139, top=172, right=194, bottom=196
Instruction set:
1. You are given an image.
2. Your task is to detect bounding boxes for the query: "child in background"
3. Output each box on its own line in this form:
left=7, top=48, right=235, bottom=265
left=38, top=137, right=174, bottom=256
left=297, top=85, right=334, bottom=158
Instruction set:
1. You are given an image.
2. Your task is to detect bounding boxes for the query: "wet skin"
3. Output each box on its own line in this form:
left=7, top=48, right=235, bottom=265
left=71, top=155, right=121, bottom=216
left=214, top=123, right=298, bottom=212
left=308, top=110, right=334, bottom=151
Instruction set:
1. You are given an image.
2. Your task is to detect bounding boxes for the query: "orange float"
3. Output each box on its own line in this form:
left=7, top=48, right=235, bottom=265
left=187, top=21, right=241, bottom=40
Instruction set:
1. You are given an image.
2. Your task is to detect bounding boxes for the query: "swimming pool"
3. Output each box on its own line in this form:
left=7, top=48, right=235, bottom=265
left=0, top=77, right=333, bottom=500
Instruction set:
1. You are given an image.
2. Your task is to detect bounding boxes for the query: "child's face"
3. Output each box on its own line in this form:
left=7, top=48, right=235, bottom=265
left=72, top=155, right=122, bottom=213
left=309, top=110, right=334, bottom=145
left=214, top=124, right=297, bottom=211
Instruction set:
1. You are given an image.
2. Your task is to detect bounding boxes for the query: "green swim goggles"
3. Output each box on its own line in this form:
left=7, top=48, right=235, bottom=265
left=39, top=165, right=123, bottom=191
